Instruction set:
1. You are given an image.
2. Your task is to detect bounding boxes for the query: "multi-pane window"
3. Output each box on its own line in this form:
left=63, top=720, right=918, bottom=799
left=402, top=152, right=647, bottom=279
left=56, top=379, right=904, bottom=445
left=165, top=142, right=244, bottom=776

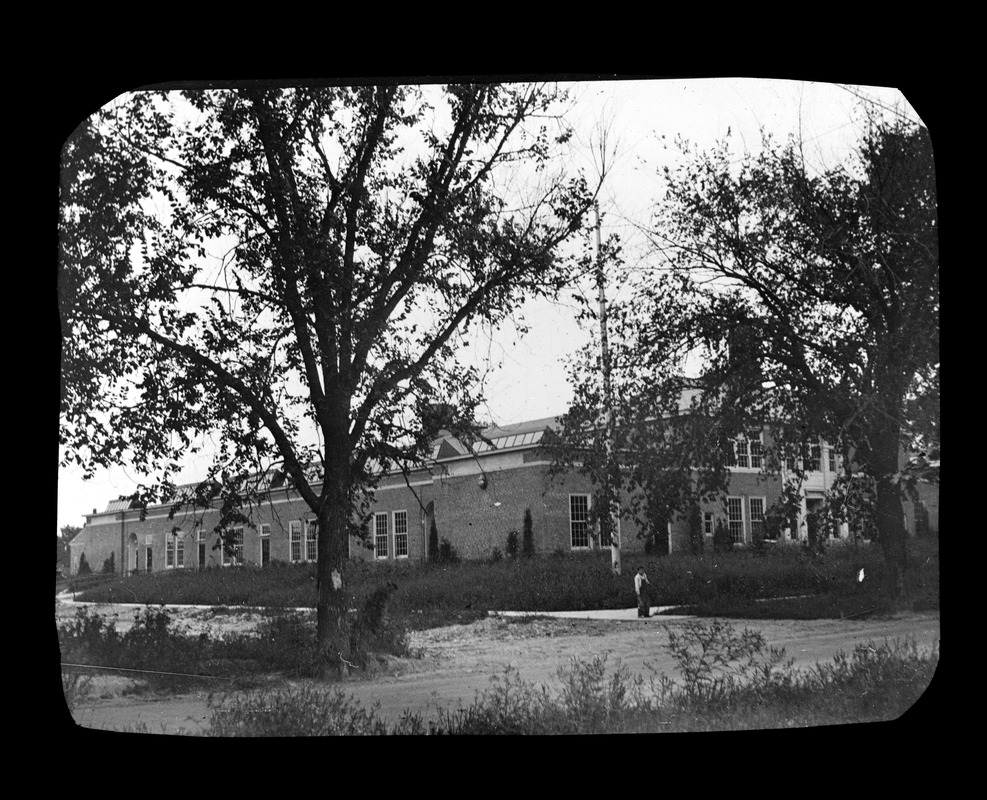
left=828, top=447, right=837, bottom=473
left=374, top=512, right=389, bottom=559
left=224, top=527, right=244, bottom=566
left=803, top=443, right=822, bottom=472
left=703, top=512, right=714, bottom=536
left=749, top=436, right=763, bottom=469
left=394, top=511, right=409, bottom=558
left=727, top=497, right=745, bottom=544
left=166, top=532, right=185, bottom=568
left=290, top=521, right=303, bottom=562
left=570, top=494, right=590, bottom=549
left=787, top=442, right=822, bottom=472
left=305, top=520, right=318, bottom=562
left=260, top=524, right=271, bottom=566
left=750, top=497, right=768, bottom=541
left=197, top=528, right=207, bottom=568
left=730, top=434, right=763, bottom=469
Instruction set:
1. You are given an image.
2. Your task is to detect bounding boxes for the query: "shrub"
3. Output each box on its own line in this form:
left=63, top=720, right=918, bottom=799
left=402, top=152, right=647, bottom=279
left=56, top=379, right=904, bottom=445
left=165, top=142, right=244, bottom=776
left=664, top=619, right=793, bottom=704
left=102, top=552, right=115, bottom=574
left=489, top=547, right=503, bottom=564
left=78, top=553, right=92, bottom=575
left=522, top=509, right=535, bottom=557
left=713, top=520, right=733, bottom=553
left=438, top=538, right=459, bottom=564
left=506, top=530, right=519, bottom=559
left=61, top=672, right=93, bottom=712
left=428, top=519, right=439, bottom=562
left=206, top=686, right=428, bottom=736
left=349, top=581, right=407, bottom=668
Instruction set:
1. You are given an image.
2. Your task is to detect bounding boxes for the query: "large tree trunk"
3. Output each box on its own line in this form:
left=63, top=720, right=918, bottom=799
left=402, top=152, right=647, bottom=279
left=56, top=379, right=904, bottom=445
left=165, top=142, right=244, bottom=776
left=870, top=419, right=909, bottom=606
left=315, top=469, right=353, bottom=678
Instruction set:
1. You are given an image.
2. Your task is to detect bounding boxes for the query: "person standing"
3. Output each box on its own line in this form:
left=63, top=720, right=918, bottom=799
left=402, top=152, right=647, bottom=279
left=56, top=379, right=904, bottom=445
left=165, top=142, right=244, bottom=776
left=634, top=566, right=652, bottom=618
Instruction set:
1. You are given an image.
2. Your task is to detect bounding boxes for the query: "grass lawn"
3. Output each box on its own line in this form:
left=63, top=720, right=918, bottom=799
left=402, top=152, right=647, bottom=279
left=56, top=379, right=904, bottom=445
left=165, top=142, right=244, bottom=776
left=67, top=536, right=939, bottom=625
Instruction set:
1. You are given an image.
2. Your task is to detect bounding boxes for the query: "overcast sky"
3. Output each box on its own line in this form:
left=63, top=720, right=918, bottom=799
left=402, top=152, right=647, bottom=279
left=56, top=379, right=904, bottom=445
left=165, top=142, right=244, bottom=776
left=57, top=78, right=922, bottom=534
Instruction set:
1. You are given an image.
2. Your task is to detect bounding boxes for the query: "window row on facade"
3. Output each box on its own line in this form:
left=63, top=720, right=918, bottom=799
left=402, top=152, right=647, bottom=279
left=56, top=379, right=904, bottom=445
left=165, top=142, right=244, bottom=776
left=727, top=434, right=840, bottom=473
left=152, top=511, right=410, bottom=569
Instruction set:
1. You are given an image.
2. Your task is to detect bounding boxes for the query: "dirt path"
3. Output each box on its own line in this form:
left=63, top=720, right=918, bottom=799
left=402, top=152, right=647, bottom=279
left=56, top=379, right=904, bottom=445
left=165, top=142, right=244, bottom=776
left=61, top=606, right=940, bottom=735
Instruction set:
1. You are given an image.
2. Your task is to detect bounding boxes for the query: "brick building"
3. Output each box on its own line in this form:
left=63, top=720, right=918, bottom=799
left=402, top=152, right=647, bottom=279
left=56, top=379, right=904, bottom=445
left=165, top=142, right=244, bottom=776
left=68, top=416, right=938, bottom=575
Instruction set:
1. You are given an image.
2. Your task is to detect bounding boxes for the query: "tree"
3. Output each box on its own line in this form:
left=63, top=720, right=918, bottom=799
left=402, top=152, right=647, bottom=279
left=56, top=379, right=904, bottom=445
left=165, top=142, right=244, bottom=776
left=561, top=111, right=937, bottom=602
left=57, top=524, right=81, bottom=570
left=59, top=82, right=599, bottom=673
left=428, top=518, right=440, bottom=562
left=521, top=508, right=535, bottom=557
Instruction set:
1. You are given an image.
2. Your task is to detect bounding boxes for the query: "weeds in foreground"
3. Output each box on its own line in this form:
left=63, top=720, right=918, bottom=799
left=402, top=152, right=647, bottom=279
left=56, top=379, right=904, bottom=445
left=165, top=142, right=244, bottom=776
left=61, top=672, right=94, bottom=712
left=196, top=621, right=939, bottom=735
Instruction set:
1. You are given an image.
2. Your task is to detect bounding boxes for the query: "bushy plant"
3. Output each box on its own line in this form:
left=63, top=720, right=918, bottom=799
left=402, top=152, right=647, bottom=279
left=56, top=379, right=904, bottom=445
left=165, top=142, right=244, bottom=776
left=438, top=538, right=459, bottom=564
left=61, top=672, right=93, bottom=712
left=522, top=509, right=534, bottom=557
left=206, top=686, right=428, bottom=736
left=102, top=552, right=115, bottom=574
left=490, top=547, right=503, bottom=563
left=78, top=553, right=92, bottom=575
left=665, top=619, right=793, bottom=704
left=713, top=520, right=733, bottom=553
left=506, top=530, right=519, bottom=559
left=349, top=581, right=407, bottom=668
left=428, top=519, right=440, bottom=562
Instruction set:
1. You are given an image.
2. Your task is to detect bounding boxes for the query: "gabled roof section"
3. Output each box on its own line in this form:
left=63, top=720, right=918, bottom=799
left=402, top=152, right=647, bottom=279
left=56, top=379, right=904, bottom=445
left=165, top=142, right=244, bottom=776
left=426, top=416, right=560, bottom=462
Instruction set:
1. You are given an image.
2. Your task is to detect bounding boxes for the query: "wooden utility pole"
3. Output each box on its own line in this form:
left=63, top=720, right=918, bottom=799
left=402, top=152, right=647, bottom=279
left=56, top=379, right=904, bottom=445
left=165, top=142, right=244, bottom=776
left=594, top=202, right=620, bottom=576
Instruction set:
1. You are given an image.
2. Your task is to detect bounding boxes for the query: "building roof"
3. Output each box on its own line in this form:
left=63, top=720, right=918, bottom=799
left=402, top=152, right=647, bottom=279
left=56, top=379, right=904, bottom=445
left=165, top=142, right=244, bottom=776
left=90, top=416, right=564, bottom=516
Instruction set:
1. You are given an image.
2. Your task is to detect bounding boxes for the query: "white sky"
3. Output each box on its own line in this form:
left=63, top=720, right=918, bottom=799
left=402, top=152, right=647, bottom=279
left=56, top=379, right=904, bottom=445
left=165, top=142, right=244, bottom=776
left=57, top=78, right=922, bottom=534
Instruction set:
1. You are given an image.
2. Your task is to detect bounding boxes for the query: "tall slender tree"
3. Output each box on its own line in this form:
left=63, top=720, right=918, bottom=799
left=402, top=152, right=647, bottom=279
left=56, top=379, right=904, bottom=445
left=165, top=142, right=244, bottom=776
left=59, top=83, right=600, bottom=672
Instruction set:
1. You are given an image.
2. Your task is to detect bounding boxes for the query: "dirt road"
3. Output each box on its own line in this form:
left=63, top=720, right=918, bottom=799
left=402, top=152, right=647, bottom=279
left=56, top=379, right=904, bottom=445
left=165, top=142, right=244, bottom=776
left=61, top=605, right=940, bottom=735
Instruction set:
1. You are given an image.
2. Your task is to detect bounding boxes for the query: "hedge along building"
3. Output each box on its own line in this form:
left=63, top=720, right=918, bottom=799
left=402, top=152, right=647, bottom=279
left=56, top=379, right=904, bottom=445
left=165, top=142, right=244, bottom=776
left=67, top=416, right=938, bottom=575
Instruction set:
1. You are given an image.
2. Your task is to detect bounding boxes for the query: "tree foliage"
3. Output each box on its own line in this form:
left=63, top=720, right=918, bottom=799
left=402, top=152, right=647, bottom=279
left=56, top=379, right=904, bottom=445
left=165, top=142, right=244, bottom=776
left=59, top=82, right=600, bottom=669
left=558, top=110, right=937, bottom=599
left=57, top=524, right=82, bottom=569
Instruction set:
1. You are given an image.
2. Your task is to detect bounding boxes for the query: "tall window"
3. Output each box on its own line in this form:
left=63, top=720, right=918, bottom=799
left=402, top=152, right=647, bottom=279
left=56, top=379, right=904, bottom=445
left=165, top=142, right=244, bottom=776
left=305, top=519, right=318, bottom=562
left=224, top=527, right=244, bottom=566
left=260, top=524, right=271, bottom=566
left=727, top=497, right=745, bottom=544
left=166, top=532, right=185, bottom=568
left=750, top=497, right=768, bottom=541
left=394, top=511, right=409, bottom=558
left=570, top=494, right=590, bottom=549
left=703, top=512, right=714, bottom=537
left=290, top=521, right=302, bottom=562
left=828, top=447, right=837, bottom=473
left=749, top=435, right=763, bottom=469
left=375, top=513, right=389, bottom=559
left=197, top=529, right=206, bottom=568
left=803, top=442, right=822, bottom=472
